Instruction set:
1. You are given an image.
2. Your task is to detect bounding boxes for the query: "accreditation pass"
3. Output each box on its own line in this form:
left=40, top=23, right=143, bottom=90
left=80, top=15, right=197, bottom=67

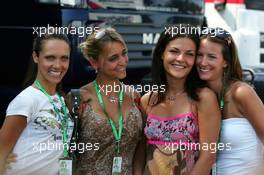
left=59, top=157, right=72, bottom=175
left=112, top=156, right=122, bottom=175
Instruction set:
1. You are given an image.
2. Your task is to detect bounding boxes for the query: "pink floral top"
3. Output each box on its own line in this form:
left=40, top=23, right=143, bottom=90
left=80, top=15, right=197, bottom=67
left=144, top=112, right=199, bottom=175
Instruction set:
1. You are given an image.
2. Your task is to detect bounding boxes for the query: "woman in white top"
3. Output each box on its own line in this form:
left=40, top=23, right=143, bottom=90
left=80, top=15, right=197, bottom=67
left=196, top=27, right=264, bottom=175
left=0, top=33, right=74, bottom=175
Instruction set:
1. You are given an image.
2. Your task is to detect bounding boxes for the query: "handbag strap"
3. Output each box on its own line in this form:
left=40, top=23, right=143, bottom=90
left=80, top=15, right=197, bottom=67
left=70, top=89, right=80, bottom=147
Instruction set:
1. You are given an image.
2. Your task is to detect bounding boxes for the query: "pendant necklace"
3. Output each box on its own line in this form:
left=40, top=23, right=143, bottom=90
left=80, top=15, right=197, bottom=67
left=107, top=85, right=123, bottom=103
left=166, top=89, right=185, bottom=101
left=108, top=95, right=119, bottom=103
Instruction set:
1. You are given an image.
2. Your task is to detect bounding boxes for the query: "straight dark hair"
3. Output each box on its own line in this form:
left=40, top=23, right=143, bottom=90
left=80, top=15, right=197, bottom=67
left=151, top=24, right=206, bottom=104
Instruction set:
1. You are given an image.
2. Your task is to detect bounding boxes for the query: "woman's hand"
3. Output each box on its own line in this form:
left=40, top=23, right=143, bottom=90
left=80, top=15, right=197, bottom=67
left=0, top=116, right=26, bottom=175
left=4, top=153, right=16, bottom=171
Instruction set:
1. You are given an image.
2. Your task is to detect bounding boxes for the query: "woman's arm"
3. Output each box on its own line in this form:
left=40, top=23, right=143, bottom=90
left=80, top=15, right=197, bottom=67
left=233, top=83, right=264, bottom=144
left=133, top=133, right=146, bottom=175
left=133, top=92, right=150, bottom=175
left=0, top=116, right=26, bottom=174
left=190, top=88, right=221, bottom=175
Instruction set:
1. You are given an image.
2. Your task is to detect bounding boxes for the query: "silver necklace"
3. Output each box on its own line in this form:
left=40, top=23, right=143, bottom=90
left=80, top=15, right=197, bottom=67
left=107, top=91, right=120, bottom=103
left=108, top=95, right=119, bottom=103
left=166, top=90, right=185, bottom=101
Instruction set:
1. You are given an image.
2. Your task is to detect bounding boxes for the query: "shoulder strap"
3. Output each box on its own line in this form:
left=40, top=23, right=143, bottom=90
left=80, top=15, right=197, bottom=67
left=71, top=89, right=81, bottom=113
left=146, top=91, right=158, bottom=115
left=70, top=89, right=80, bottom=149
left=187, top=97, right=197, bottom=118
left=131, top=89, right=141, bottom=111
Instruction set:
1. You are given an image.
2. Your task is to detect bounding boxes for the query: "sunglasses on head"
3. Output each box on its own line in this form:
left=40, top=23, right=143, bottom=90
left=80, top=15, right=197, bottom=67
left=94, top=28, right=116, bottom=40
left=201, top=27, right=232, bottom=45
left=95, top=30, right=106, bottom=40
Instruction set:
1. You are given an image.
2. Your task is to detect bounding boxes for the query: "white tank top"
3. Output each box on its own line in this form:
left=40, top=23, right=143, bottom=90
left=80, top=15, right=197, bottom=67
left=216, top=118, right=264, bottom=175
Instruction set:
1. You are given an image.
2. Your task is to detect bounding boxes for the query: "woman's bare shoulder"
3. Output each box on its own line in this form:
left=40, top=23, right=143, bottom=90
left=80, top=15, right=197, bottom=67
left=79, top=82, right=94, bottom=102
left=231, top=81, right=256, bottom=102
left=197, top=87, right=217, bottom=101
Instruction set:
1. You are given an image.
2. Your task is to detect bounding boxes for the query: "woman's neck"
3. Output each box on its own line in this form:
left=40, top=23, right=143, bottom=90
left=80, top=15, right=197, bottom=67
left=207, top=78, right=223, bottom=98
left=165, top=74, right=186, bottom=95
left=95, top=74, right=120, bottom=86
left=95, top=74, right=121, bottom=96
left=34, top=76, right=57, bottom=96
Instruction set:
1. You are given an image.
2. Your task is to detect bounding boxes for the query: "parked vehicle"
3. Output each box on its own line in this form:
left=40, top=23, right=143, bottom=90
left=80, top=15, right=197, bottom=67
left=0, top=0, right=205, bottom=126
left=204, top=0, right=264, bottom=102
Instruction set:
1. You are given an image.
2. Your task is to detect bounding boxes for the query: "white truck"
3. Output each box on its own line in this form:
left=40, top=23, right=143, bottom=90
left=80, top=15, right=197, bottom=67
left=205, top=0, right=264, bottom=101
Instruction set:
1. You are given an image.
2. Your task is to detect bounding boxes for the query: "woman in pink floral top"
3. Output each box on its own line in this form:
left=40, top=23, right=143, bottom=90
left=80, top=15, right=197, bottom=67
left=140, top=24, right=221, bottom=175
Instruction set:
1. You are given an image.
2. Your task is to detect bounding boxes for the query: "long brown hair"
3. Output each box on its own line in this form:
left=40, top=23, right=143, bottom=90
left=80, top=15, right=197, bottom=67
left=200, top=27, right=243, bottom=88
left=151, top=24, right=206, bottom=104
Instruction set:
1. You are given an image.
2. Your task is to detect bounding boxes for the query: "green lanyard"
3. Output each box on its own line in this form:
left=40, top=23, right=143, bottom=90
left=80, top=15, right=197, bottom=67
left=34, top=80, right=69, bottom=157
left=220, top=99, right=224, bottom=111
left=93, top=80, right=123, bottom=154
left=212, top=97, right=225, bottom=175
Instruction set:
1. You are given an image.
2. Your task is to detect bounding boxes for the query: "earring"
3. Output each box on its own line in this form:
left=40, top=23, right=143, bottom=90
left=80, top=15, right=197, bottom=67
left=95, top=68, right=98, bottom=74
left=222, top=68, right=227, bottom=83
